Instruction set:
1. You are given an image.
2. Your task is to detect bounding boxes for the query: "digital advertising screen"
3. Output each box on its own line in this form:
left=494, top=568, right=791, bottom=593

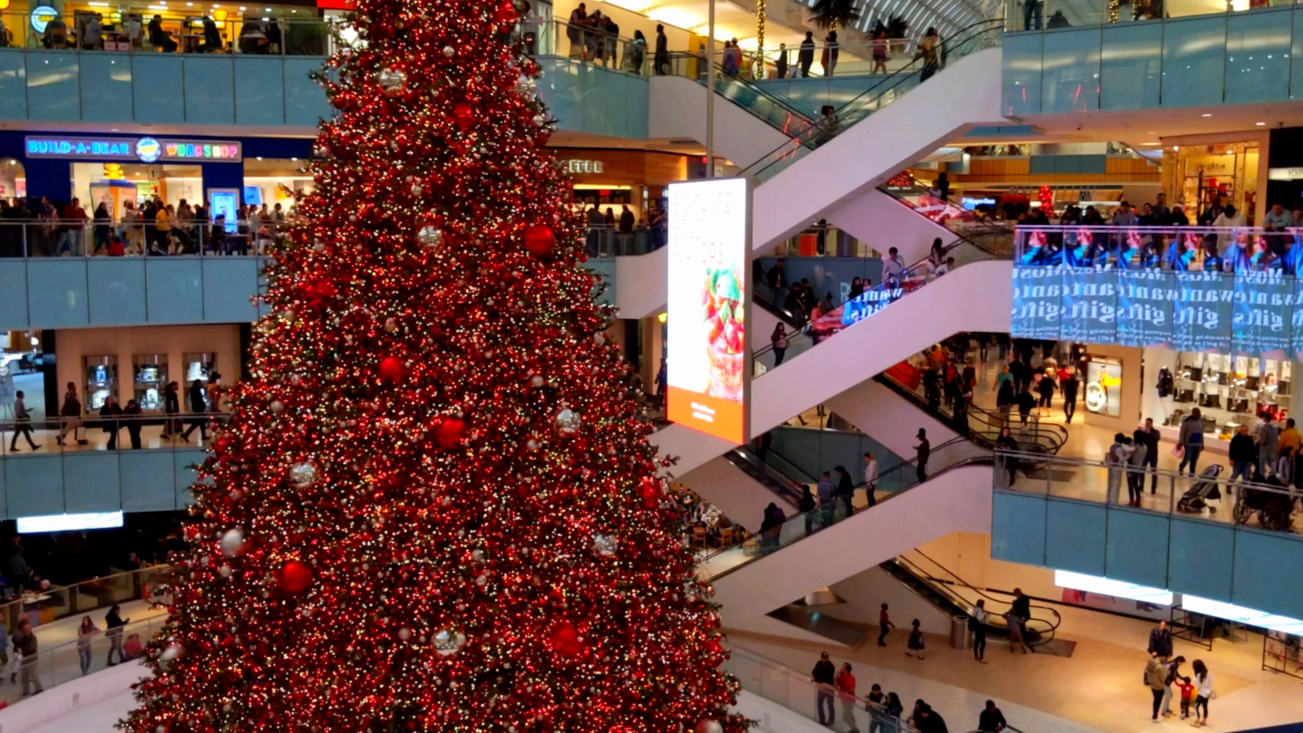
left=666, top=178, right=751, bottom=444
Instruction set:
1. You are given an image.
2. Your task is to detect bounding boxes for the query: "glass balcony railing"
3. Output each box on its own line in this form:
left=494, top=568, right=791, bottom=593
left=699, top=438, right=991, bottom=583
left=0, top=12, right=332, bottom=56
left=752, top=235, right=1002, bottom=374
left=1005, top=0, right=1296, bottom=32
left=0, top=217, right=285, bottom=258
left=0, top=413, right=228, bottom=457
left=1013, top=224, right=1301, bottom=269
left=740, top=20, right=1004, bottom=184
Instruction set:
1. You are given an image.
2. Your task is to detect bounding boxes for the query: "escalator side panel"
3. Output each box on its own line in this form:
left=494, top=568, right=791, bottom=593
left=827, top=379, right=962, bottom=459
left=827, top=189, right=955, bottom=265
left=713, top=465, right=994, bottom=627
left=647, top=76, right=796, bottom=170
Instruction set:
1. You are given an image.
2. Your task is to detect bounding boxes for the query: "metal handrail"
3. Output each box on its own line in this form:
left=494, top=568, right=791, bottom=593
left=751, top=235, right=1003, bottom=361
left=892, top=549, right=1062, bottom=647
left=996, top=448, right=1300, bottom=499
left=740, top=19, right=1005, bottom=180
left=699, top=438, right=991, bottom=579
left=0, top=564, right=168, bottom=629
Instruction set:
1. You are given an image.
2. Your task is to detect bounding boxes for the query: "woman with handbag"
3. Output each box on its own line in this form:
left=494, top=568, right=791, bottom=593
left=969, top=600, right=988, bottom=663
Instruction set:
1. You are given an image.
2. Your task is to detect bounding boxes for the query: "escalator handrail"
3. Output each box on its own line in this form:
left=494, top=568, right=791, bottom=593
left=892, top=550, right=1062, bottom=645
left=739, top=19, right=1005, bottom=180
left=725, top=448, right=807, bottom=506
left=872, top=370, right=1068, bottom=455
left=698, top=438, right=991, bottom=576
left=873, top=185, right=1015, bottom=257
left=662, top=51, right=819, bottom=130
left=750, top=237, right=1000, bottom=362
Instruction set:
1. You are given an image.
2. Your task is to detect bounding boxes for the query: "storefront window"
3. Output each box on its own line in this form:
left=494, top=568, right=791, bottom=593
left=243, top=158, right=312, bottom=211
left=133, top=354, right=167, bottom=412
left=0, top=159, right=25, bottom=202
left=1164, top=142, right=1259, bottom=225
left=1164, top=353, right=1290, bottom=436
left=1084, top=355, right=1123, bottom=417
left=71, top=162, right=203, bottom=216
left=84, top=355, right=118, bottom=413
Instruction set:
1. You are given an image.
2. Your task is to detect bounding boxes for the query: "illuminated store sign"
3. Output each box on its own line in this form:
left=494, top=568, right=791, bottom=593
left=563, top=159, right=605, bottom=174
left=1054, top=570, right=1175, bottom=605
left=18, top=511, right=124, bottom=533
left=24, top=136, right=243, bottom=163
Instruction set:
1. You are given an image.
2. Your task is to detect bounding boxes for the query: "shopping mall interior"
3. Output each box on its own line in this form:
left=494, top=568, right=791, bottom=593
left=0, top=0, right=1299, bottom=731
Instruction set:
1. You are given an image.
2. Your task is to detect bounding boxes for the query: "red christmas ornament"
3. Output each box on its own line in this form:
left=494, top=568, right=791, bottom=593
left=436, top=418, right=466, bottom=449
left=278, top=561, right=314, bottom=594
left=494, top=0, right=518, bottom=26
left=548, top=621, right=582, bottom=657
left=524, top=226, right=555, bottom=256
left=453, top=104, right=475, bottom=132
left=301, top=279, right=336, bottom=310
left=377, top=357, right=407, bottom=384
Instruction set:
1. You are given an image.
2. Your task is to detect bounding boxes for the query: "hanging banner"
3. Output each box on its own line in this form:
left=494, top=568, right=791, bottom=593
left=1010, top=266, right=1064, bottom=339
left=1172, top=271, right=1233, bottom=352
left=1232, top=270, right=1293, bottom=356
left=1115, top=269, right=1173, bottom=348
left=1059, top=267, right=1117, bottom=344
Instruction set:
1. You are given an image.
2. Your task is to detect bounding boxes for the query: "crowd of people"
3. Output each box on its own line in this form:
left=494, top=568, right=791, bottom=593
left=582, top=202, right=666, bottom=256
left=1145, top=620, right=1215, bottom=726
left=1019, top=195, right=1303, bottom=272
left=0, top=195, right=294, bottom=258
left=809, top=646, right=1014, bottom=733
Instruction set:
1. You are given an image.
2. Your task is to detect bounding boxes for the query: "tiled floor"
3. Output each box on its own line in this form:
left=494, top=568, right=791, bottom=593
left=729, top=599, right=1303, bottom=733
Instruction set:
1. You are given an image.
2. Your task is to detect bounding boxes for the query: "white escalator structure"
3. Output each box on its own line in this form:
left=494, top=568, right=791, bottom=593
left=649, top=259, right=1013, bottom=477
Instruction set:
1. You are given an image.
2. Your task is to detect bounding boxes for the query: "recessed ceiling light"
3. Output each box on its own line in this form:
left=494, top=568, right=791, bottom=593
left=1140, top=142, right=1161, bottom=146
left=1147, top=131, right=1156, bottom=135
left=1256, top=121, right=1266, bottom=126
left=1201, top=113, right=1212, bottom=117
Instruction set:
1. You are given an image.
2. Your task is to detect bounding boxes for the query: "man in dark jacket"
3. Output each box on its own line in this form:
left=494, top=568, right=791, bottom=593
left=1060, top=372, right=1079, bottom=422
left=181, top=380, right=209, bottom=442
left=834, top=466, right=855, bottom=518
left=917, top=703, right=949, bottom=733
left=106, top=604, right=130, bottom=666
left=915, top=429, right=930, bottom=483
left=798, top=31, right=815, bottom=77
left=654, top=24, right=668, bottom=74
left=811, top=652, right=836, bottom=725
left=1148, top=620, right=1173, bottom=659
left=978, top=701, right=1007, bottom=732
left=1016, top=385, right=1037, bottom=425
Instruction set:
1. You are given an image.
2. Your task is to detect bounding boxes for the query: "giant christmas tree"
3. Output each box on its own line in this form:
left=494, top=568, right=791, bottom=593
left=123, top=2, right=746, bottom=731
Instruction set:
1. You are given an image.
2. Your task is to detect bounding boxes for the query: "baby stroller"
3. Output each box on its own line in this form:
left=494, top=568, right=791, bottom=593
left=1233, top=476, right=1294, bottom=531
left=1176, top=464, right=1222, bottom=513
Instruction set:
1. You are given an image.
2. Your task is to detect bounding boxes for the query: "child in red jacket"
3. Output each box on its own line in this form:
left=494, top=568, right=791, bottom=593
left=1174, top=676, right=1196, bottom=720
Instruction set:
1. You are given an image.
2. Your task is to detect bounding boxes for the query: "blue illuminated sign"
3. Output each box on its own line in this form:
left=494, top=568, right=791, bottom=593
left=209, top=189, right=240, bottom=234
left=135, top=137, right=162, bottom=163
left=30, top=5, right=57, bottom=34
left=23, top=135, right=242, bottom=162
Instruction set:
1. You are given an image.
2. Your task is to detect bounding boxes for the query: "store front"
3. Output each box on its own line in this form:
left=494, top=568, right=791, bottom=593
left=0, top=131, right=312, bottom=212
left=1161, top=136, right=1266, bottom=225
left=548, top=148, right=689, bottom=224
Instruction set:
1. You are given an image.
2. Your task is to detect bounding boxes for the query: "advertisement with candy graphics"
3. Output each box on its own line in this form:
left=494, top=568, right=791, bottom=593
left=666, top=178, right=751, bottom=444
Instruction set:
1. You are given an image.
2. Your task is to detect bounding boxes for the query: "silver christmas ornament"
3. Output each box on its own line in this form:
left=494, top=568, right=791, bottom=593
left=593, top=534, right=618, bottom=557
left=269, top=399, right=284, bottom=414
left=384, top=317, right=398, bottom=333
left=419, top=227, right=444, bottom=247
left=376, top=68, right=407, bottom=97
left=695, top=721, right=724, bottom=733
left=398, top=628, right=412, bottom=641
left=530, top=375, right=544, bottom=388
left=220, top=528, right=245, bottom=558
left=433, top=628, right=467, bottom=656
left=442, top=45, right=456, bottom=58
left=289, top=461, right=317, bottom=489
left=556, top=408, right=580, bottom=434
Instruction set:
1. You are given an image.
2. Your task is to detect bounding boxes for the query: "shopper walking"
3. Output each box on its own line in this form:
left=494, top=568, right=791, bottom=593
left=1127, top=427, right=1149, bottom=506
left=834, top=465, right=855, bottom=518
left=1257, top=413, right=1279, bottom=474
left=1160, top=655, right=1186, bottom=718
left=1178, top=408, right=1205, bottom=475
left=1106, top=433, right=1134, bottom=505
left=123, top=398, right=144, bottom=450
left=1146, top=655, right=1168, bottom=722
left=817, top=471, right=837, bottom=528
left=105, top=604, right=129, bottom=666
left=1060, top=370, right=1079, bottom=421
left=877, top=603, right=895, bottom=646
left=100, top=394, right=123, bottom=450
left=180, top=380, right=209, bottom=443
left=835, top=662, right=858, bottom=732
left=862, top=451, right=878, bottom=508
left=55, top=381, right=84, bottom=446
left=16, top=619, right=40, bottom=696
left=8, top=390, right=40, bottom=452
left=905, top=619, right=925, bottom=659
left=1229, top=424, right=1256, bottom=483
left=653, top=24, right=668, bottom=74
left=1016, top=384, right=1036, bottom=426
left=916, top=28, right=939, bottom=82
left=1148, top=619, right=1174, bottom=659
left=1191, top=660, right=1213, bottom=727
left=163, top=381, right=181, bottom=438
left=1141, top=417, right=1160, bottom=493
left=812, top=651, right=836, bottom=726
left=799, top=485, right=816, bottom=535
left=970, top=600, right=988, bottom=662
left=771, top=323, right=788, bottom=366
left=914, top=429, right=930, bottom=483
left=798, top=31, right=815, bottom=77
left=77, top=616, right=99, bottom=675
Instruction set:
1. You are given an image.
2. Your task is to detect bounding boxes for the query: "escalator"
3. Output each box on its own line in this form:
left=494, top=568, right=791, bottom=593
left=697, top=439, right=995, bottom=630
left=650, top=258, right=1013, bottom=477
left=880, top=550, right=1063, bottom=651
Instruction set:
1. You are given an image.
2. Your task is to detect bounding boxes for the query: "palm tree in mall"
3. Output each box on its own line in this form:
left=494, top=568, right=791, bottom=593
left=811, top=0, right=861, bottom=29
